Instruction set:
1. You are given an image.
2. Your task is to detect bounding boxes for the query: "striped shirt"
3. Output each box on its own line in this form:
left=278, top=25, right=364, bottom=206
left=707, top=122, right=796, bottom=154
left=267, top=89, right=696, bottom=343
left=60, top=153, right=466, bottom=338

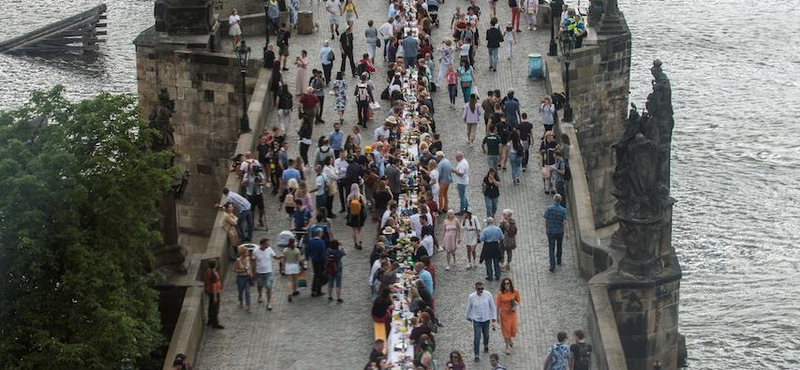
left=543, top=203, right=568, bottom=235
left=226, top=191, right=251, bottom=213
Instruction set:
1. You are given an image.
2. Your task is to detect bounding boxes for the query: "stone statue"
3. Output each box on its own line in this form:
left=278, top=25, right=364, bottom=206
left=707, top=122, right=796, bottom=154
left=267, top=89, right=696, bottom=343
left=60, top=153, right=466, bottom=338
left=148, top=88, right=176, bottom=153
left=611, top=60, right=675, bottom=274
left=604, top=0, right=619, bottom=16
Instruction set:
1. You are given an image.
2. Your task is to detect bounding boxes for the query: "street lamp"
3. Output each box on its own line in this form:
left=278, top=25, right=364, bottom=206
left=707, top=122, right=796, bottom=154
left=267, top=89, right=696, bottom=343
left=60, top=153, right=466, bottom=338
left=548, top=0, right=563, bottom=56
left=559, top=33, right=574, bottom=122
left=120, top=357, right=133, bottom=370
left=235, top=40, right=252, bottom=134
left=263, top=1, right=271, bottom=44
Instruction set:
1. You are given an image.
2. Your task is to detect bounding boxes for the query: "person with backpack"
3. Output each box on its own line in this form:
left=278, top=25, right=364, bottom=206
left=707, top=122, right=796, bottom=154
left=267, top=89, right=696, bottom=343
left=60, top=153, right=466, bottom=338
left=498, top=209, right=517, bottom=271
left=277, top=23, right=291, bottom=71
left=324, top=239, right=346, bottom=303
left=354, top=74, right=374, bottom=127
left=543, top=332, right=571, bottom=370
left=346, top=183, right=367, bottom=250
left=552, top=150, right=568, bottom=207
left=569, top=329, right=593, bottom=370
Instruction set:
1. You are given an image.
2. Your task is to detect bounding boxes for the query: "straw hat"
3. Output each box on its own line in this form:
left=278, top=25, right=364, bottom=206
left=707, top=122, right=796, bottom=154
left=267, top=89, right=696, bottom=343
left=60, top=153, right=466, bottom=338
left=382, top=226, right=396, bottom=235
left=385, top=116, right=398, bottom=125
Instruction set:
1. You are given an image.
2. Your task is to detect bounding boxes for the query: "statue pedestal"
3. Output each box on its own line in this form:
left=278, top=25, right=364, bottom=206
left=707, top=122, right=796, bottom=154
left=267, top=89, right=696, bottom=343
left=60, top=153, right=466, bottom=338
left=606, top=257, right=682, bottom=370
left=596, top=13, right=627, bottom=36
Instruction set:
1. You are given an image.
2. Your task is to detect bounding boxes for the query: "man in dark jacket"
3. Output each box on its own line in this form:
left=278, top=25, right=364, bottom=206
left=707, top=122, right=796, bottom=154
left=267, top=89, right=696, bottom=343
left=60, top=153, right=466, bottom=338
left=263, top=43, right=276, bottom=69
left=339, top=25, right=357, bottom=76
left=485, top=17, right=502, bottom=71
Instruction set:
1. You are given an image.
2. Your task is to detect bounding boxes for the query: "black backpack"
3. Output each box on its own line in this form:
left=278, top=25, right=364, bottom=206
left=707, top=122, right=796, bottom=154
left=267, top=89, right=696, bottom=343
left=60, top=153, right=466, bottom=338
left=563, top=159, right=572, bottom=181
left=574, top=343, right=593, bottom=370
left=324, top=251, right=338, bottom=276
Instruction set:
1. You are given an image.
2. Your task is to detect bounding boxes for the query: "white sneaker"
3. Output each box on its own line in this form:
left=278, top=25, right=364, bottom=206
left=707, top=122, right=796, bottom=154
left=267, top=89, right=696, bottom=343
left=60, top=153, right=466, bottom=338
left=533, top=26, right=537, bottom=31
left=527, top=26, right=531, bottom=30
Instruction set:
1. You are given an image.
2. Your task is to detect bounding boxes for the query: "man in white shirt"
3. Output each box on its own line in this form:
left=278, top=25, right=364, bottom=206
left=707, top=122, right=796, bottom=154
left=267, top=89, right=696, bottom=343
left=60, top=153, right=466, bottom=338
left=378, top=18, right=394, bottom=61
left=334, top=151, right=349, bottom=213
left=465, top=281, right=497, bottom=363
left=252, top=238, right=280, bottom=310
left=453, top=152, right=470, bottom=215
left=325, top=0, right=343, bottom=40
left=374, top=119, right=393, bottom=141
left=238, top=151, right=261, bottom=176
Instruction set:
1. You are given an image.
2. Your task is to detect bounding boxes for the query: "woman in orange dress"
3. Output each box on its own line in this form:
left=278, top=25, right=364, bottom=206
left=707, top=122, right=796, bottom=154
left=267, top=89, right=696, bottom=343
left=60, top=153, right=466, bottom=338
left=495, top=277, right=521, bottom=355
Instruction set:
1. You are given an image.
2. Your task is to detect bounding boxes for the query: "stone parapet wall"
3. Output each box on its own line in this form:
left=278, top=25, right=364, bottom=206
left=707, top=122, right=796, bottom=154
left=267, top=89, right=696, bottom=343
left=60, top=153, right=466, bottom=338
left=159, top=69, right=272, bottom=370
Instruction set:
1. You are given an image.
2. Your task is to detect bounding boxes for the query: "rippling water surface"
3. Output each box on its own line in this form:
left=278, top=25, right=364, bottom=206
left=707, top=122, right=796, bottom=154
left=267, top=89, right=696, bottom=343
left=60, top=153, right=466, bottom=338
left=1, top=0, right=798, bottom=368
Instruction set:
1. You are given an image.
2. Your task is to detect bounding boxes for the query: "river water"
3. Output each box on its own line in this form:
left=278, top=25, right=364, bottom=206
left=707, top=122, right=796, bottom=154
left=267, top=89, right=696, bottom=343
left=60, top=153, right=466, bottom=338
left=1, top=0, right=798, bottom=368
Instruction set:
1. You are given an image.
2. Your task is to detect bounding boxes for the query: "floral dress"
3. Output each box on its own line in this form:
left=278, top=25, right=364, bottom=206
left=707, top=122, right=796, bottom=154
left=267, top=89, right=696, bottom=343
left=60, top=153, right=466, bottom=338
left=333, top=79, right=348, bottom=111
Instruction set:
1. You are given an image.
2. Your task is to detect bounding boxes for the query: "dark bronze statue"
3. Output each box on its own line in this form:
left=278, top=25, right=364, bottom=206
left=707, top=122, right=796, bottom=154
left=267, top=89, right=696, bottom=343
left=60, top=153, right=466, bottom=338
left=148, top=88, right=176, bottom=153
left=611, top=60, right=675, bottom=275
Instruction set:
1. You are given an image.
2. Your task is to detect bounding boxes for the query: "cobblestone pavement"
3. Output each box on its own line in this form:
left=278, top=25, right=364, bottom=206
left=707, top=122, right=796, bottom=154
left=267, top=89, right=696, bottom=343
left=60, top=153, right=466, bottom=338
left=194, top=1, right=591, bottom=369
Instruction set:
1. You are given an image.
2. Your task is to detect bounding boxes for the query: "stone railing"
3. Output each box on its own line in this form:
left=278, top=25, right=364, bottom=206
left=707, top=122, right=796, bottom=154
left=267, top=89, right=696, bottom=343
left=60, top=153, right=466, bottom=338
left=160, top=67, right=273, bottom=370
left=545, top=56, right=628, bottom=370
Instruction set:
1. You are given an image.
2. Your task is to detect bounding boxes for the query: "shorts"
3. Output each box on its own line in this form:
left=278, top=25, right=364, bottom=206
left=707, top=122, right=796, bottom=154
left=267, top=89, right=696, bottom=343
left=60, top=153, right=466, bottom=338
left=345, top=12, right=356, bottom=23
left=279, top=45, right=289, bottom=56
left=229, top=23, right=242, bottom=36
left=248, top=194, right=265, bottom=210
left=256, top=272, right=274, bottom=290
left=329, top=14, right=341, bottom=25
left=327, top=270, right=342, bottom=288
left=285, top=262, right=301, bottom=275
left=487, top=155, right=500, bottom=168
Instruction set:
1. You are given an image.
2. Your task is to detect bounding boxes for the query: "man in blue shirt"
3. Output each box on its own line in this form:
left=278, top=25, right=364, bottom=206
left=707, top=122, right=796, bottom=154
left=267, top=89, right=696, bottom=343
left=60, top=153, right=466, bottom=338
left=553, top=150, right=567, bottom=207
left=306, top=229, right=328, bottom=297
left=436, top=151, right=452, bottom=213
left=414, top=262, right=434, bottom=295
left=479, top=217, right=504, bottom=281
left=320, top=40, right=334, bottom=85
left=543, top=194, right=569, bottom=272
left=281, top=158, right=302, bottom=189
left=501, top=90, right=521, bottom=129
left=329, top=123, right=344, bottom=157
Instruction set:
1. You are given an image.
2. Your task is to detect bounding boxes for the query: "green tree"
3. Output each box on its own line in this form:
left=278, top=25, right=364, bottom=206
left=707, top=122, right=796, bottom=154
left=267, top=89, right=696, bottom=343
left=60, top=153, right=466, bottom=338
left=0, top=87, right=174, bottom=370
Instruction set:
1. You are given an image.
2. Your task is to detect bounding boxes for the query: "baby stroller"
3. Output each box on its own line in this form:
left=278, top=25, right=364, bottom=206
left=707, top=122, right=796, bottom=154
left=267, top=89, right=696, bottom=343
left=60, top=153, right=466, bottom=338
left=427, top=0, right=440, bottom=27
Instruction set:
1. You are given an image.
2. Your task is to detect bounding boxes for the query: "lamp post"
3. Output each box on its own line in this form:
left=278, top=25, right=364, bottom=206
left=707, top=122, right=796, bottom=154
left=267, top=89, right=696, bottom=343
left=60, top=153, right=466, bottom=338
left=235, top=40, right=252, bottom=134
left=559, top=33, right=574, bottom=122
left=548, top=0, right=563, bottom=56
left=120, top=357, right=133, bottom=370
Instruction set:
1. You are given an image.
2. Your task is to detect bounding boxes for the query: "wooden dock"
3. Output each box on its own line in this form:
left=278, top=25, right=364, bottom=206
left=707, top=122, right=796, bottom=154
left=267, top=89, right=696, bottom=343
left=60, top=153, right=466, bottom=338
left=0, top=4, right=107, bottom=54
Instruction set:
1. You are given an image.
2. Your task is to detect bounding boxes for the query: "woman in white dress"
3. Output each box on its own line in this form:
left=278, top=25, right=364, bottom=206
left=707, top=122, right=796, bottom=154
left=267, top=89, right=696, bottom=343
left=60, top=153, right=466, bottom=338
left=427, top=159, right=440, bottom=209
left=229, top=8, right=242, bottom=49
left=460, top=209, right=481, bottom=270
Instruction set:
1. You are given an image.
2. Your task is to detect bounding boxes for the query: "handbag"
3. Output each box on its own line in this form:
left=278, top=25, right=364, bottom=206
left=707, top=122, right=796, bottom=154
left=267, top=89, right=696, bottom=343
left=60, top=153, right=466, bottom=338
left=376, top=38, right=382, bottom=47
left=297, top=270, right=308, bottom=287
left=461, top=81, right=471, bottom=88
left=326, top=180, right=337, bottom=195
left=510, top=299, right=517, bottom=312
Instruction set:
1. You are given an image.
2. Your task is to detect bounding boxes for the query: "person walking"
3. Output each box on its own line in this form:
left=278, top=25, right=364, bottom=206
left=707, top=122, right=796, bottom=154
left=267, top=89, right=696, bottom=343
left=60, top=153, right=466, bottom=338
left=378, top=18, right=394, bottom=61
left=441, top=210, right=462, bottom=271
left=496, top=277, right=521, bottom=355
left=486, top=17, right=502, bottom=71
left=233, top=245, right=253, bottom=312
left=332, top=71, right=348, bottom=122
left=326, top=0, right=343, bottom=40
left=465, top=281, right=497, bottom=363
left=523, top=0, right=538, bottom=30
left=569, top=329, right=593, bottom=370
left=502, top=90, right=521, bottom=128
left=325, top=239, right=346, bottom=303
left=553, top=150, right=567, bottom=207
left=277, top=23, right=291, bottom=70
left=508, top=130, right=524, bottom=184
left=543, top=332, right=571, bottom=370
left=252, top=238, right=280, bottom=310
left=339, top=26, right=357, bottom=77
left=518, top=112, right=533, bottom=171
left=498, top=209, right=517, bottom=270
left=457, top=59, right=475, bottom=103
left=307, top=228, right=328, bottom=297
left=310, top=70, right=327, bottom=124
left=445, top=64, right=459, bottom=106
left=508, top=0, right=521, bottom=31
left=204, top=260, right=224, bottom=329
left=436, top=151, right=452, bottom=213
left=347, top=183, right=367, bottom=249
left=540, top=95, right=556, bottom=132
left=479, top=217, right=503, bottom=281
left=402, top=34, right=420, bottom=69
left=365, top=20, right=379, bottom=62
left=281, top=236, right=303, bottom=302
left=540, top=131, right=557, bottom=193
left=453, top=152, right=470, bottom=215
left=354, top=74, right=374, bottom=127
left=482, top=124, right=502, bottom=170
left=464, top=93, right=482, bottom=145
left=343, top=0, right=359, bottom=28
left=461, top=209, right=481, bottom=270
left=543, top=193, right=569, bottom=272
left=482, top=168, right=500, bottom=218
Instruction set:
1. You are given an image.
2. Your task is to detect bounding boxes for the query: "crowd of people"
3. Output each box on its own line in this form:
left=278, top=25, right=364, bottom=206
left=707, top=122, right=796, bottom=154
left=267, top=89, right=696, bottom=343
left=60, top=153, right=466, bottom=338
left=211, top=0, right=595, bottom=369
